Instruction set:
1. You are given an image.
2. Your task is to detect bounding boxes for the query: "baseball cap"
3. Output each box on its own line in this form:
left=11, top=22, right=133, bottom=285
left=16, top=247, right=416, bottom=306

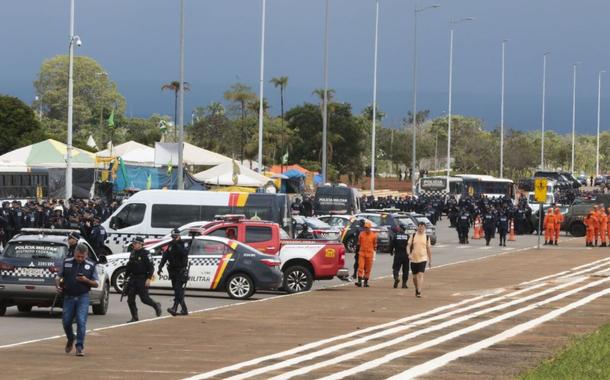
left=68, top=232, right=81, bottom=240
left=133, top=236, right=145, bottom=243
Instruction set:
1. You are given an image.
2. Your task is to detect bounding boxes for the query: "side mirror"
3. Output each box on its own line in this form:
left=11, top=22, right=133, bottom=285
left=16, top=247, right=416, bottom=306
left=110, top=217, right=117, bottom=229
left=98, top=255, right=108, bottom=264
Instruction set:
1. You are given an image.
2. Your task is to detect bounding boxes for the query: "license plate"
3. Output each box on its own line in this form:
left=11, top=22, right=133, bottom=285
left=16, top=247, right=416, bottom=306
left=21, top=268, right=44, bottom=277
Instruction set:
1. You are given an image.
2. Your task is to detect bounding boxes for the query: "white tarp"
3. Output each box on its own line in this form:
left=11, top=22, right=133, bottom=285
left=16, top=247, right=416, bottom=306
left=96, top=140, right=151, bottom=158
left=194, top=161, right=272, bottom=187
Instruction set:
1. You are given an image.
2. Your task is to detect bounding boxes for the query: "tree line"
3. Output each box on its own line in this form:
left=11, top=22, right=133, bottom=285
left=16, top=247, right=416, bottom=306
left=0, top=55, right=608, bottom=182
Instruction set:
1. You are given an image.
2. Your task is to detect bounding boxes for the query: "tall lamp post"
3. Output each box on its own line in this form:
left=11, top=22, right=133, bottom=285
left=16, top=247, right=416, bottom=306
left=596, top=70, right=605, bottom=177
left=540, top=52, right=549, bottom=170
left=411, top=4, right=440, bottom=195
left=177, top=0, right=185, bottom=190
left=66, top=0, right=81, bottom=200
left=321, top=0, right=330, bottom=184
left=446, top=17, right=474, bottom=189
left=257, top=0, right=267, bottom=173
left=570, top=61, right=582, bottom=173
left=499, top=39, right=507, bottom=178
left=370, top=0, right=380, bottom=194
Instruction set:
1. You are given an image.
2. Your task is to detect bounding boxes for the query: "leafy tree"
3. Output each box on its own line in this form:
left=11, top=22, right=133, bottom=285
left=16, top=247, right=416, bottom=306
left=224, top=83, right=256, bottom=160
left=124, top=114, right=168, bottom=147
left=33, top=55, right=126, bottom=142
left=270, top=76, right=289, bottom=165
left=161, top=80, right=190, bottom=127
left=0, top=95, right=47, bottom=154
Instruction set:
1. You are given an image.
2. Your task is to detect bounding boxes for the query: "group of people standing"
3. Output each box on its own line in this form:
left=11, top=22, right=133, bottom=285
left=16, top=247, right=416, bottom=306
left=583, top=206, right=610, bottom=247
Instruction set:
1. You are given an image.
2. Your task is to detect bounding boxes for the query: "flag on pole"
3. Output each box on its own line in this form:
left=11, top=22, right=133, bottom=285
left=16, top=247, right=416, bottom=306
left=167, top=159, right=173, bottom=176
left=146, top=174, right=152, bottom=190
left=118, top=157, right=129, bottom=188
left=107, top=109, right=115, bottom=128
left=86, top=135, right=98, bottom=150
left=232, top=160, right=240, bottom=185
left=281, top=150, right=289, bottom=164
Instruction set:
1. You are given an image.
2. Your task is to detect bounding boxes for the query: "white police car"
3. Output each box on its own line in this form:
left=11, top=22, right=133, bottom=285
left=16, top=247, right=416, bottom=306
left=0, top=229, right=110, bottom=316
left=106, top=236, right=283, bottom=300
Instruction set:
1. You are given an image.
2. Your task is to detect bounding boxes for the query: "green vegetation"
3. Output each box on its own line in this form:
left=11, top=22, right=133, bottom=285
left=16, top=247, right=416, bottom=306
left=519, top=322, right=610, bottom=380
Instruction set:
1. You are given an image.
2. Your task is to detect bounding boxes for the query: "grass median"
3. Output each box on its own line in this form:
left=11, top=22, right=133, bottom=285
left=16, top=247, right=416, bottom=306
left=519, top=321, right=610, bottom=379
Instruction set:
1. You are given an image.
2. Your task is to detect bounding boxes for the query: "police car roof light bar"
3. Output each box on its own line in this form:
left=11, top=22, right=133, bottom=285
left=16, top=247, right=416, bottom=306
left=215, top=214, right=246, bottom=221
left=20, top=228, right=81, bottom=236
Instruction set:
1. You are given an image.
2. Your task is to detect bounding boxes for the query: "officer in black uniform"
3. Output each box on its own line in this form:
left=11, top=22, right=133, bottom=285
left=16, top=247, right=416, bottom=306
left=497, top=212, right=509, bottom=246
left=482, top=209, right=496, bottom=246
left=158, top=228, right=189, bottom=316
left=67, top=231, right=80, bottom=257
left=126, top=237, right=162, bottom=323
left=457, top=210, right=471, bottom=244
left=390, top=226, right=409, bottom=288
left=89, top=217, right=107, bottom=254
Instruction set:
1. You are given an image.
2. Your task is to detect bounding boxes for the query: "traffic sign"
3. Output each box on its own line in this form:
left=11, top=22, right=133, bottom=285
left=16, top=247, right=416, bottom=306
left=534, top=178, right=548, bottom=203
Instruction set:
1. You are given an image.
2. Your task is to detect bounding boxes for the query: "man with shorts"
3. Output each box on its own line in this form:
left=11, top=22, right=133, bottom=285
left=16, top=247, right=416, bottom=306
left=409, top=222, right=432, bottom=298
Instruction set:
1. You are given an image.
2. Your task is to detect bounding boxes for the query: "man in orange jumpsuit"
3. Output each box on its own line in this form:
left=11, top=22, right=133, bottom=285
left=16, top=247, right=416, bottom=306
left=355, top=220, right=377, bottom=288
left=607, top=207, right=610, bottom=246
left=598, top=208, right=608, bottom=247
left=543, top=208, right=556, bottom=245
left=593, top=206, right=601, bottom=246
left=584, top=210, right=597, bottom=247
left=553, top=207, right=564, bottom=246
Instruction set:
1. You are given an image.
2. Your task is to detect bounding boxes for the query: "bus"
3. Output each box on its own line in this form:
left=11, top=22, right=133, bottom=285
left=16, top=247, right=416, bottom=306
left=101, top=190, right=290, bottom=254
left=416, top=174, right=514, bottom=200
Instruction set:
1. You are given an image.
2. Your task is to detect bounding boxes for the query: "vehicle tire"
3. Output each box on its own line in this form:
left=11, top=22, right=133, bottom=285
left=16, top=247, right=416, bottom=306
left=570, top=222, right=586, bottom=237
left=112, top=267, right=128, bottom=293
left=226, top=273, right=255, bottom=300
left=345, top=236, right=357, bottom=253
left=92, top=282, right=110, bottom=315
left=0, top=302, right=6, bottom=316
left=17, top=305, right=32, bottom=313
left=283, top=265, right=313, bottom=294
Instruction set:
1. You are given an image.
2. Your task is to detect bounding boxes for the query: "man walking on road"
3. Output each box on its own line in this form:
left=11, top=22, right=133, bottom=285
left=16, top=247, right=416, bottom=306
left=355, top=221, right=376, bottom=288
left=126, top=237, right=162, bottom=322
left=409, top=222, right=431, bottom=298
left=391, top=225, right=409, bottom=288
left=56, top=243, right=99, bottom=357
left=158, top=228, right=189, bottom=316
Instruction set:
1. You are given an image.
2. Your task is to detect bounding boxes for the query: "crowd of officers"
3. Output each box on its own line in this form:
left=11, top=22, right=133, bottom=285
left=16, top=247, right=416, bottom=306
left=0, top=198, right=118, bottom=252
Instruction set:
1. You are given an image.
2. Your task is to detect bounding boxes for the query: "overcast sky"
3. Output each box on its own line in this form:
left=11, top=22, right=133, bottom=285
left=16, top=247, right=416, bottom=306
left=2, top=0, right=609, bottom=134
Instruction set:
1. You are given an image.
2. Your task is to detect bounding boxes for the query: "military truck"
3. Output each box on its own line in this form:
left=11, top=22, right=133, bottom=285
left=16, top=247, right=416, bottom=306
left=562, top=194, right=610, bottom=237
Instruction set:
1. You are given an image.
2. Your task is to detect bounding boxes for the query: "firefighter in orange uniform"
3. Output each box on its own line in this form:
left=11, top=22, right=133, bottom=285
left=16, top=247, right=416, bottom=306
left=584, top=210, right=597, bottom=247
left=607, top=207, right=610, bottom=245
left=355, top=221, right=377, bottom=288
left=593, top=206, right=601, bottom=246
left=553, top=207, right=564, bottom=246
left=598, top=208, right=608, bottom=247
left=543, top=208, right=556, bottom=245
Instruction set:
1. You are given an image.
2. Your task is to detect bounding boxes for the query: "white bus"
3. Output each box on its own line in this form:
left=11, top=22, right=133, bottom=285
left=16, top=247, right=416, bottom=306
left=100, top=190, right=289, bottom=254
left=416, top=174, right=514, bottom=200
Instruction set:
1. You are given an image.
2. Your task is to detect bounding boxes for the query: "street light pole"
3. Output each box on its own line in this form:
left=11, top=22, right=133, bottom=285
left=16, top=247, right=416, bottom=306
left=66, top=0, right=77, bottom=200
left=370, top=0, right=379, bottom=195
left=321, top=0, right=330, bottom=184
left=257, top=0, right=267, bottom=173
left=570, top=63, right=576, bottom=173
left=411, top=4, right=439, bottom=195
left=541, top=52, right=549, bottom=170
left=500, top=39, right=507, bottom=178
left=177, top=0, right=185, bottom=190
left=446, top=17, right=473, bottom=190
left=596, top=70, right=605, bottom=176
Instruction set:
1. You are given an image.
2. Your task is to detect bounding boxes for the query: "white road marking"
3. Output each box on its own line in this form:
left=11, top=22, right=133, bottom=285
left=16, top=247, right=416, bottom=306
left=183, top=256, right=610, bottom=380
left=319, top=277, right=610, bottom=380
left=271, top=273, right=605, bottom=380
left=388, top=285, right=610, bottom=379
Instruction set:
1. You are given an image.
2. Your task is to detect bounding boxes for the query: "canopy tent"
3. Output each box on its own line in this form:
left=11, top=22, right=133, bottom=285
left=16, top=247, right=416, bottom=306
left=269, top=164, right=312, bottom=175
left=120, top=147, right=156, bottom=167
left=193, top=161, right=273, bottom=187
left=96, top=140, right=150, bottom=158
left=183, top=142, right=232, bottom=166
left=0, top=139, right=96, bottom=169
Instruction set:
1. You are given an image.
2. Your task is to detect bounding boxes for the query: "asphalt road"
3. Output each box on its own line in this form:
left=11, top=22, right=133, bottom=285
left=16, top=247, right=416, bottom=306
left=0, top=219, right=568, bottom=346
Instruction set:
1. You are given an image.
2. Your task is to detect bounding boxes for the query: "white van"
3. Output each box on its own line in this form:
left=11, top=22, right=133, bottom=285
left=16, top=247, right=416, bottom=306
left=527, top=191, right=556, bottom=213
left=101, top=190, right=289, bottom=254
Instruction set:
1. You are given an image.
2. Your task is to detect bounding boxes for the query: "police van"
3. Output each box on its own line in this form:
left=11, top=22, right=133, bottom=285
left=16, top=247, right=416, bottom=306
left=101, top=190, right=290, bottom=254
left=0, top=229, right=110, bottom=316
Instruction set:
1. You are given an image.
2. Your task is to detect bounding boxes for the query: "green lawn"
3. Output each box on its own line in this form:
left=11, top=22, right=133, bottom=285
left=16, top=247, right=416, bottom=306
left=519, top=322, right=610, bottom=380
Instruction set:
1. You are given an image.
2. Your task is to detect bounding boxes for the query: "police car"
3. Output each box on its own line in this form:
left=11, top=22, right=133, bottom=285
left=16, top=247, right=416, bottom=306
left=0, top=229, right=110, bottom=316
left=106, top=236, right=283, bottom=300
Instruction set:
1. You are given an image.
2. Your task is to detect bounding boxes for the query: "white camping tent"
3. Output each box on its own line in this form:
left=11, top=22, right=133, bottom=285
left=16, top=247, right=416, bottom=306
left=96, top=140, right=151, bottom=158
left=154, top=142, right=232, bottom=167
left=194, top=161, right=272, bottom=187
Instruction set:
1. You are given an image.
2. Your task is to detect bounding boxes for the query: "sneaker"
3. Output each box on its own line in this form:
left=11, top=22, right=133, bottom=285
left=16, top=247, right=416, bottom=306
left=126, top=318, right=139, bottom=323
left=393, top=279, right=399, bottom=288
left=416, top=291, right=422, bottom=298
left=75, top=348, right=84, bottom=357
left=179, top=309, right=188, bottom=316
left=154, top=303, right=162, bottom=317
left=65, top=339, right=74, bottom=354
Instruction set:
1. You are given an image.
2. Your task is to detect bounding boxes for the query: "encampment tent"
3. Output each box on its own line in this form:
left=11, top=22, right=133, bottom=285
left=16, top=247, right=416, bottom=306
left=193, top=161, right=272, bottom=187
left=0, top=139, right=96, bottom=168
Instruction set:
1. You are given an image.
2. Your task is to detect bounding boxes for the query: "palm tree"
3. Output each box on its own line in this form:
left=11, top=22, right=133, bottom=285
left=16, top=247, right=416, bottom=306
left=161, top=81, right=191, bottom=128
left=224, top=83, right=256, bottom=160
left=271, top=76, right=288, bottom=168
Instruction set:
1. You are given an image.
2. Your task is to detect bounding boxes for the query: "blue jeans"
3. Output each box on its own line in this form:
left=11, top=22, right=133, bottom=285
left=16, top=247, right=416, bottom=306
left=62, top=294, right=90, bottom=349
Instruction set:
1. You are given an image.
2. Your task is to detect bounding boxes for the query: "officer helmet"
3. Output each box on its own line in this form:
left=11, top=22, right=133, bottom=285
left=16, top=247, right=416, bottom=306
left=133, top=236, right=145, bottom=244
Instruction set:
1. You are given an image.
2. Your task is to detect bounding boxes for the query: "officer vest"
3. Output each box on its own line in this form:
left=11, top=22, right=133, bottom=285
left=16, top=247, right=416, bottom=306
left=62, top=257, right=97, bottom=296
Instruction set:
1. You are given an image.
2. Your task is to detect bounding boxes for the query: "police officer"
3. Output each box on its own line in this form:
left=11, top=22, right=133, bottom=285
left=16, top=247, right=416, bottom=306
left=158, top=228, right=189, bottom=316
left=67, top=231, right=80, bottom=257
left=482, top=209, right=496, bottom=246
left=457, top=210, right=471, bottom=244
left=89, top=217, right=107, bottom=254
left=126, top=237, right=162, bottom=323
left=497, top=212, right=509, bottom=247
left=391, top=226, right=409, bottom=288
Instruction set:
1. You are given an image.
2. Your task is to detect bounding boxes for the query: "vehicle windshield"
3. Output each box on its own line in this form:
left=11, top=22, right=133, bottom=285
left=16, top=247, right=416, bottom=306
left=362, top=214, right=382, bottom=225
left=305, top=218, right=332, bottom=229
left=2, top=242, right=68, bottom=260
left=415, top=217, right=433, bottom=227
left=398, top=217, right=417, bottom=228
